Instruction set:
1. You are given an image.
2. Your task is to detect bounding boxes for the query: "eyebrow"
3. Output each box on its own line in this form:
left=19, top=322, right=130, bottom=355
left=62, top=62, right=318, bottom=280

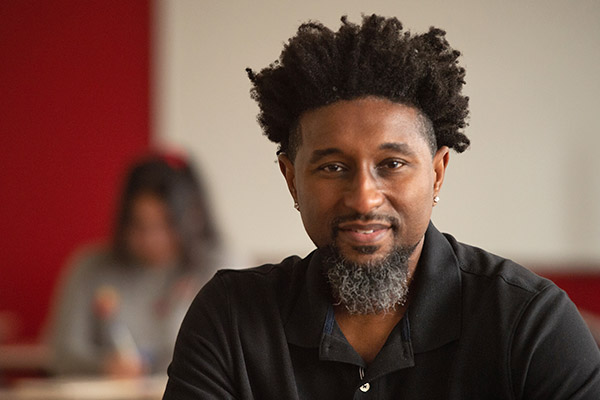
left=379, top=142, right=416, bottom=156
left=309, top=148, right=342, bottom=164
left=309, top=142, right=415, bottom=164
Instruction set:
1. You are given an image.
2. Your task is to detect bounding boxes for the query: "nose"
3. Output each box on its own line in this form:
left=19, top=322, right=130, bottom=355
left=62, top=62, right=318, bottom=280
left=343, top=168, right=384, bottom=214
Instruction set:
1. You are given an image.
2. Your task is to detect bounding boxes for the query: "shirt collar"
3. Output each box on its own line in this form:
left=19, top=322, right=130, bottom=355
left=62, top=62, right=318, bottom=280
left=284, top=249, right=332, bottom=347
left=407, top=222, right=462, bottom=352
left=284, top=222, right=462, bottom=354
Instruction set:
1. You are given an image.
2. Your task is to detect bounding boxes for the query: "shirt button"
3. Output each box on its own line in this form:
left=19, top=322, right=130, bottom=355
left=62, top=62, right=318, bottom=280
left=359, top=383, right=370, bottom=392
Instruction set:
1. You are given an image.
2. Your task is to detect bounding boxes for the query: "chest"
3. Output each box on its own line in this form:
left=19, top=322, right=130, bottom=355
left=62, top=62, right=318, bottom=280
left=287, top=340, right=509, bottom=400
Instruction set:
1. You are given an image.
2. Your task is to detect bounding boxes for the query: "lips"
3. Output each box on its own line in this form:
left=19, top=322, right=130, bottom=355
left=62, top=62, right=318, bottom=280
left=354, top=229, right=375, bottom=234
left=336, top=222, right=391, bottom=244
left=339, top=222, right=389, bottom=231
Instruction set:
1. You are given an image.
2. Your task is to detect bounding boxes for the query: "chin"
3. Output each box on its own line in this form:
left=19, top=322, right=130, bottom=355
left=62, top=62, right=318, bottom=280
left=338, top=245, right=393, bottom=267
left=351, top=245, right=379, bottom=255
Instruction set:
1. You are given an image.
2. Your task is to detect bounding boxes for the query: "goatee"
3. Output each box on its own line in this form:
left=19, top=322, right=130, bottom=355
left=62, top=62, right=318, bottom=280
left=324, top=244, right=416, bottom=315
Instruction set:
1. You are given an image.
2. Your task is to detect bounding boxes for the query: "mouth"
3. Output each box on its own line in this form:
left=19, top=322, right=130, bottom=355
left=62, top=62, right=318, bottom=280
left=340, top=224, right=389, bottom=233
left=335, top=221, right=393, bottom=245
left=330, top=213, right=399, bottom=251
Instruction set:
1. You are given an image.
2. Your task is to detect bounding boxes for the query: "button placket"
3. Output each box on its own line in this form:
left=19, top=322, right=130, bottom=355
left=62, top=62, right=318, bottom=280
left=358, top=367, right=370, bottom=393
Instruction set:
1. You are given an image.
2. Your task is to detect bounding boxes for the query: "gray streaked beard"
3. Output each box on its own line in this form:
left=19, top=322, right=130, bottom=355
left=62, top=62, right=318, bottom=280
left=324, top=245, right=416, bottom=315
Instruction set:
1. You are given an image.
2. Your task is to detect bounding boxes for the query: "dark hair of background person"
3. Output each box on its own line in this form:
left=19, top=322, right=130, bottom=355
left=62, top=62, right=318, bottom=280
left=246, top=14, right=471, bottom=160
left=112, top=153, right=220, bottom=270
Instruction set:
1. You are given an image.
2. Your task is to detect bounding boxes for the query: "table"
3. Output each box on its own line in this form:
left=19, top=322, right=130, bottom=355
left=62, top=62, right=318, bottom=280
left=0, top=375, right=166, bottom=400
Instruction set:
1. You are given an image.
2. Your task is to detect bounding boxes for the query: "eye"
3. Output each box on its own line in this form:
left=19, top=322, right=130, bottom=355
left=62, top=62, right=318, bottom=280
left=379, top=159, right=405, bottom=170
left=318, top=163, right=346, bottom=173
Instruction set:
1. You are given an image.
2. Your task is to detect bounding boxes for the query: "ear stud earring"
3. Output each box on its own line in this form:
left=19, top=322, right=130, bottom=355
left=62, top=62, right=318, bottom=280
left=433, top=196, right=440, bottom=205
left=294, top=202, right=300, bottom=211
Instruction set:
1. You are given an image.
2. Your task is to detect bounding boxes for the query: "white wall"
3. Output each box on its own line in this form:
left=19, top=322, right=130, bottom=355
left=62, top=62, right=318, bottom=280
left=153, top=0, right=600, bottom=269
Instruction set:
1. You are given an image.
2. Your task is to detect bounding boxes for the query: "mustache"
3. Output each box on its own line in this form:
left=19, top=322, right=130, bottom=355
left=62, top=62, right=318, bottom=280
left=331, top=213, right=399, bottom=235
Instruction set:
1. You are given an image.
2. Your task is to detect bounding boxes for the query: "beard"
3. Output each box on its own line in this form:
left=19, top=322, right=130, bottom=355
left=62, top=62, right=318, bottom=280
left=323, top=243, right=417, bottom=315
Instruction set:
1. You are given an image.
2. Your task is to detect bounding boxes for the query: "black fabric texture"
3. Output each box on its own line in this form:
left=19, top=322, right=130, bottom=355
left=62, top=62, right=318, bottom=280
left=164, top=223, right=600, bottom=399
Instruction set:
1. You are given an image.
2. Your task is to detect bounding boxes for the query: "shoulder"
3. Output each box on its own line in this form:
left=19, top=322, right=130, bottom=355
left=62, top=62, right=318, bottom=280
left=437, top=232, right=600, bottom=397
left=443, top=232, right=555, bottom=296
left=441, top=231, right=572, bottom=332
left=211, top=255, right=307, bottom=302
left=61, top=244, right=114, bottom=282
left=178, top=254, right=311, bottom=348
left=187, top=254, right=310, bottom=324
left=215, top=254, right=306, bottom=285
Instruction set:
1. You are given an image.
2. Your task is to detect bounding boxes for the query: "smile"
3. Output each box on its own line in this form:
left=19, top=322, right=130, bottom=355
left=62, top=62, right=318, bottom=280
left=338, top=222, right=391, bottom=232
left=336, top=223, right=392, bottom=245
left=353, top=229, right=375, bottom=234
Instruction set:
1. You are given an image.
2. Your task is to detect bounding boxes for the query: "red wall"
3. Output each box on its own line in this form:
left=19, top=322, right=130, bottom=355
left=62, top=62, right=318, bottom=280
left=0, top=1, right=150, bottom=342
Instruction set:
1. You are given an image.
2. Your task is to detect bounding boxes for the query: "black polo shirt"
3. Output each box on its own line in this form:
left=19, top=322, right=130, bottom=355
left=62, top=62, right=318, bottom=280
left=164, top=223, right=600, bottom=399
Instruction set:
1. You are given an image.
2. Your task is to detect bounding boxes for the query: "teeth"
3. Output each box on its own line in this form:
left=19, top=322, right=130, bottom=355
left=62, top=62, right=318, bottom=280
left=355, top=229, right=374, bottom=234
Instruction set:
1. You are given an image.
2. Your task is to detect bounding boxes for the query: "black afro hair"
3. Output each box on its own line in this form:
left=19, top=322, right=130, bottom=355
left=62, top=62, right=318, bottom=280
left=247, top=14, right=470, bottom=159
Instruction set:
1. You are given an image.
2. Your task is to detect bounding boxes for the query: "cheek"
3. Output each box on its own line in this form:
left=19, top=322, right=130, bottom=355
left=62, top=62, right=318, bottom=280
left=152, top=229, right=180, bottom=257
left=387, top=176, right=435, bottom=227
left=298, top=188, right=338, bottom=245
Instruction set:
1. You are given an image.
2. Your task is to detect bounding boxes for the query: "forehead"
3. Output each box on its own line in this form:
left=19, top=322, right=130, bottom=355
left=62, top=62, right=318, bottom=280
left=297, top=97, right=431, bottom=157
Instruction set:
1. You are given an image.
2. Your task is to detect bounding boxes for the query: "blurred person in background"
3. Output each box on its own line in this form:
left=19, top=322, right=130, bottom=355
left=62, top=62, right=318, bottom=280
left=47, top=152, right=224, bottom=377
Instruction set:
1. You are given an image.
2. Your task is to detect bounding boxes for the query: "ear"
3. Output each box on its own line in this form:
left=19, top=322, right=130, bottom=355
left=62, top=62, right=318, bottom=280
left=432, top=146, right=450, bottom=195
left=278, top=153, right=298, bottom=203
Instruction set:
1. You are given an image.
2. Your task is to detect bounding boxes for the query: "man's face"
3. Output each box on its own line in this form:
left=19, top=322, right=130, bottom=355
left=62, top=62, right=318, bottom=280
left=279, top=96, right=448, bottom=266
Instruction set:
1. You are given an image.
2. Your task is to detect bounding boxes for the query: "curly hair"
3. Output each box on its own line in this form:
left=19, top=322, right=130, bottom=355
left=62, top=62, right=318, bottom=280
left=247, top=14, right=470, bottom=160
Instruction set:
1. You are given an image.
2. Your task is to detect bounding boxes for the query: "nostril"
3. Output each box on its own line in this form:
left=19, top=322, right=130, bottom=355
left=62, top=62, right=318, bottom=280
left=343, top=187, right=384, bottom=213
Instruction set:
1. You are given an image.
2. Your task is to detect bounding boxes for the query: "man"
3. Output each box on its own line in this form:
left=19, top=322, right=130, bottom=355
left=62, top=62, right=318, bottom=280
left=163, top=15, right=600, bottom=399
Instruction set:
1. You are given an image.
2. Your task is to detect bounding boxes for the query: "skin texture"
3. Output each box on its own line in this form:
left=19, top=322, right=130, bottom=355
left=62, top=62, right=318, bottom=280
left=278, top=96, right=449, bottom=363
